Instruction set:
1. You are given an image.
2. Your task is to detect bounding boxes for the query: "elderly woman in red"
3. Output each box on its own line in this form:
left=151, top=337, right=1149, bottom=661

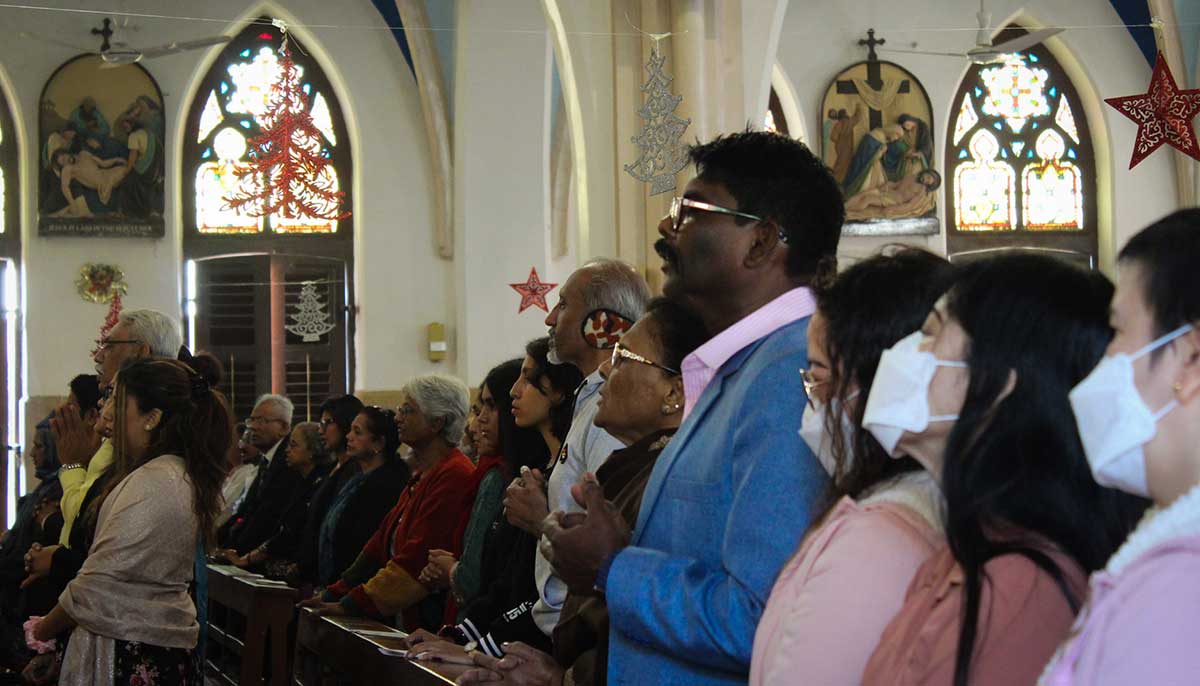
left=300, top=374, right=476, bottom=630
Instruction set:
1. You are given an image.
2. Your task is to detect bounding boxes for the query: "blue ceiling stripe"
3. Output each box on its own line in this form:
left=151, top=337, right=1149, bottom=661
left=1107, top=0, right=1156, bottom=67
left=370, top=0, right=416, bottom=77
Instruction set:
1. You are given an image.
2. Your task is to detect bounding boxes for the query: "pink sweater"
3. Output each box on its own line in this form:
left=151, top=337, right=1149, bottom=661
left=750, top=474, right=942, bottom=686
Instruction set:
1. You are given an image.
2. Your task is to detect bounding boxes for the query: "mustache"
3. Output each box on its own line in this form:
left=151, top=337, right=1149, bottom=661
left=654, top=238, right=678, bottom=266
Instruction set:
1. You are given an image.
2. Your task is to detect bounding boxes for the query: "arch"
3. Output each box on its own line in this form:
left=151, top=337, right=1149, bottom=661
left=945, top=23, right=1099, bottom=266
left=0, top=68, right=21, bottom=527
left=768, top=63, right=807, bottom=142
left=180, top=14, right=355, bottom=422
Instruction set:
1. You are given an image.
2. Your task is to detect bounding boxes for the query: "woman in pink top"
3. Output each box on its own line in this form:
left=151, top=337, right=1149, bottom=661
left=1041, top=210, right=1200, bottom=685
left=751, top=248, right=955, bottom=686
left=859, top=254, right=1146, bottom=686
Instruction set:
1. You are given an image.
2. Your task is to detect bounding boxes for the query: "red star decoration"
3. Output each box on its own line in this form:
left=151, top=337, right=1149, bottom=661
left=1105, top=51, right=1200, bottom=169
left=509, top=267, right=558, bottom=313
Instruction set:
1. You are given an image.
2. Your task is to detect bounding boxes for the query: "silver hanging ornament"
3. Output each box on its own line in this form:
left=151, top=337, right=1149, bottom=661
left=624, top=38, right=691, bottom=195
left=286, top=281, right=336, bottom=342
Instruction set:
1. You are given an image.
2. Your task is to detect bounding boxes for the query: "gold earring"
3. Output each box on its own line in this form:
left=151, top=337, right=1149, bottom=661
left=1175, top=381, right=1184, bottom=395
left=144, top=424, right=152, bottom=431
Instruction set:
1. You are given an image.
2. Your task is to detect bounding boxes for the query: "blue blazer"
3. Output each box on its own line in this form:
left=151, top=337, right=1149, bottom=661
left=605, top=318, right=828, bottom=685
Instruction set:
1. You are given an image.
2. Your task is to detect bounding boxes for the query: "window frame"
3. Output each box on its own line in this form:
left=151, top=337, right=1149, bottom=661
left=945, top=25, right=1098, bottom=260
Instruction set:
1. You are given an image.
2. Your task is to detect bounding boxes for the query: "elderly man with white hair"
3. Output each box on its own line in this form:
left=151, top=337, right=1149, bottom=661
left=218, top=394, right=303, bottom=554
left=301, top=374, right=477, bottom=630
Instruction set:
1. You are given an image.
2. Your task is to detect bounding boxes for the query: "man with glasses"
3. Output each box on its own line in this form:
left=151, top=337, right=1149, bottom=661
left=543, top=131, right=844, bottom=685
left=218, top=394, right=298, bottom=554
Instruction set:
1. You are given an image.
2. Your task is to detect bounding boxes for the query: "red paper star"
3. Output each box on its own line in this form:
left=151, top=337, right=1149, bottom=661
left=1105, top=51, right=1200, bottom=169
left=509, top=268, right=558, bottom=313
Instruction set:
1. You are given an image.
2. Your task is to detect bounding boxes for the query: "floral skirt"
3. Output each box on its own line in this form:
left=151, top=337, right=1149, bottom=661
left=113, top=640, right=198, bottom=686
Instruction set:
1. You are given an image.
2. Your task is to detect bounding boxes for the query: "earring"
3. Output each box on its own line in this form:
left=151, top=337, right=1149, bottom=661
left=661, top=402, right=682, bottom=415
left=144, top=424, right=153, bottom=432
left=1175, top=381, right=1184, bottom=395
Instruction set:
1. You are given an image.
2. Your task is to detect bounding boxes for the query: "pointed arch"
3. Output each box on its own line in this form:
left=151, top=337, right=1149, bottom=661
left=181, top=17, right=354, bottom=422
left=945, top=24, right=1098, bottom=268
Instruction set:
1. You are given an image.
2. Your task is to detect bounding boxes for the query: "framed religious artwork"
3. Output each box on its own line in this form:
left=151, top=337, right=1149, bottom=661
left=38, top=55, right=165, bottom=237
left=821, top=50, right=938, bottom=236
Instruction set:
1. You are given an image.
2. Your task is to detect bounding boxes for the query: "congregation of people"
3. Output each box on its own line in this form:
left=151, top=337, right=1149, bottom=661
left=0, top=130, right=1198, bottom=685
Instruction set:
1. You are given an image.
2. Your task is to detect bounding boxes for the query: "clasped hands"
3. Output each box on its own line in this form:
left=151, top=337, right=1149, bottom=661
left=22, top=543, right=59, bottom=589
left=541, top=472, right=631, bottom=595
left=50, top=402, right=100, bottom=468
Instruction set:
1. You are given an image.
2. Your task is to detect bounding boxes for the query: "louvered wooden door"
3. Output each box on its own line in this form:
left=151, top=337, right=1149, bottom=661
left=194, top=254, right=349, bottom=424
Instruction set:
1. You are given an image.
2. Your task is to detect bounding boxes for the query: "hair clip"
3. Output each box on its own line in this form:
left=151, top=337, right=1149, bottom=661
left=189, top=373, right=210, bottom=400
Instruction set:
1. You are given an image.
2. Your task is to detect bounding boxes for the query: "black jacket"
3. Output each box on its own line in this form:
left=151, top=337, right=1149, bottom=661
left=316, top=457, right=408, bottom=586
left=223, top=438, right=305, bottom=554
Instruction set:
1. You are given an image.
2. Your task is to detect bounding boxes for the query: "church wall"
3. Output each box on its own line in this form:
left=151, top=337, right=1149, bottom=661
left=0, top=0, right=445, bottom=413
left=776, top=0, right=1179, bottom=265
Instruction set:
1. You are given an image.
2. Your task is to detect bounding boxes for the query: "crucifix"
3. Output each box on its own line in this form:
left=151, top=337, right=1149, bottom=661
left=91, top=18, right=115, bottom=52
left=836, top=29, right=911, bottom=130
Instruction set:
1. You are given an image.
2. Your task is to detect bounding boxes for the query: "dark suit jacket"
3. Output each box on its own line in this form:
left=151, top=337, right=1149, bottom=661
left=319, top=457, right=408, bottom=586
left=227, top=438, right=305, bottom=554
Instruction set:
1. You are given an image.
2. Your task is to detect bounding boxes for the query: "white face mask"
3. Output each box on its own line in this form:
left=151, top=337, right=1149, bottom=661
left=1070, top=324, right=1192, bottom=497
left=800, top=391, right=860, bottom=476
left=862, top=331, right=968, bottom=457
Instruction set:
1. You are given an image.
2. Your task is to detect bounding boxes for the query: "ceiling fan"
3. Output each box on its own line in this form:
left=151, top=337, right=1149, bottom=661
left=880, top=0, right=1063, bottom=64
left=21, top=17, right=231, bottom=68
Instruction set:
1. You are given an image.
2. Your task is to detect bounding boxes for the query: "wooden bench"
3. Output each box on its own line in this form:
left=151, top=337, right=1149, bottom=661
left=206, top=564, right=298, bottom=686
left=293, top=609, right=467, bottom=685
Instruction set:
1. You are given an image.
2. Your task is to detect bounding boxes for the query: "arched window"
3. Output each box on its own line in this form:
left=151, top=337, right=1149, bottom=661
left=183, top=19, right=353, bottom=422
left=946, top=26, right=1097, bottom=268
left=0, top=84, right=19, bottom=527
left=764, top=88, right=789, bottom=137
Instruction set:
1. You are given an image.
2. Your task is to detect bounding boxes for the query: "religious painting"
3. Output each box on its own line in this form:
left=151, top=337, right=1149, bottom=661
left=38, top=55, right=165, bottom=237
left=821, top=59, right=938, bottom=236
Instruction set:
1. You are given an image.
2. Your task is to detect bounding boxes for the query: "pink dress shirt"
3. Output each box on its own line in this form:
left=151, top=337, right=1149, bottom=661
left=681, top=287, right=816, bottom=419
left=750, top=473, right=943, bottom=686
left=862, top=536, right=1086, bottom=686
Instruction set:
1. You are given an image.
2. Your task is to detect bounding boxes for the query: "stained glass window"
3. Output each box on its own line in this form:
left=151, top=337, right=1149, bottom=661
left=946, top=25, right=1095, bottom=261
left=185, top=20, right=351, bottom=237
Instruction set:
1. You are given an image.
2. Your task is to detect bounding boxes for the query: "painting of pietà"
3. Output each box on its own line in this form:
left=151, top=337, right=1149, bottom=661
left=821, top=60, right=938, bottom=235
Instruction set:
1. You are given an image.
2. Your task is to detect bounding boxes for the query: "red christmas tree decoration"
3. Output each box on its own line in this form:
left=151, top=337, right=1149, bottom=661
left=91, top=292, right=124, bottom=357
left=223, top=35, right=348, bottom=220
left=1105, top=51, right=1200, bottom=169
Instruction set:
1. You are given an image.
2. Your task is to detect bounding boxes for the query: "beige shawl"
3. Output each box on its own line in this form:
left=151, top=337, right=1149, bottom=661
left=60, top=455, right=200, bottom=685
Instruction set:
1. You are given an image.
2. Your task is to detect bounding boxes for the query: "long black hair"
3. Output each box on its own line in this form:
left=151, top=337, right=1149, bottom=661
left=940, top=255, right=1148, bottom=686
left=524, top=337, right=584, bottom=444
left=814, top=247, right=956, bottom=509
left=482, top=359, right=549, bottom=473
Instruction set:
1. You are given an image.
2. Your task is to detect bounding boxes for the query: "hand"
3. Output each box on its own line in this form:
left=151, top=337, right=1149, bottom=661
left=86, top=139, right=100, bottom=149
left=456, top=643, right=565, bottom=686
left=412, top=640, right=476, bottom=666
left=296, top=593, right=327, bottom=609
left=22, top=653, right=59, bottom=685
left=503, top=467, right=549, bottom=536
left=51, top=403, right=100, bottom=467
left=402, top=628, right=449, bottom=650
left=542, top=473, right=631, bottom=594
left=419, top=549, right=456, bottom=590
left=309, top=602, right=348, bottom=617
left=21, top=543, right=59, bottom=589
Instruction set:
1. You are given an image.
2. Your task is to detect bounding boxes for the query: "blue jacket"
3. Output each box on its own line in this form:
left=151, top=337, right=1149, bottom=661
left=605, top=318, right=827, bottom=685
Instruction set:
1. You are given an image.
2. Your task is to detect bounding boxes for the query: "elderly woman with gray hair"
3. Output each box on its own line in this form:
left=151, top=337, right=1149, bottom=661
left=302, top=375, right=477, bottom=631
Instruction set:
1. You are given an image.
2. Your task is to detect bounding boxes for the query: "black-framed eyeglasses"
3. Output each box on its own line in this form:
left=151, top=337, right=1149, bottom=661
left=799, top=368, right=826, bottom=410
left=611, top=342, right=680, bottom=376
left=94, top=338, right=143, bottom=353
left=667, top=197, right=790, bottom=244
left=318, top=418, right=335, bottom=428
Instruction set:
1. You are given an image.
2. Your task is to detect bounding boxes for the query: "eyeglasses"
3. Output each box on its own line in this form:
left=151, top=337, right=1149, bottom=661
left=667, top=197, right=789, bottom=244
left=318, top=418, right=335, bottom=428
left=799, top=368, right=826, bottom=410
left=244, top=416, right=286, bottom=427
left=611, top=342, right=680, bottom=376
left=94, top=338, right=143, bottom=353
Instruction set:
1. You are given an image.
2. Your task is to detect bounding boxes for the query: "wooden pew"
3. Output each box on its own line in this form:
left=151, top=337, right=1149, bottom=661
left=206, top=563, right=298, bottom=686
left=293, top=608, right=468, bottom=685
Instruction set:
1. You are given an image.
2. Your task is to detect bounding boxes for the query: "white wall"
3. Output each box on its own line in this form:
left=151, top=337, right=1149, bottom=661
left=0, top=0, right=444, bottom=400
left=775, top=0, right=1179, bottom=266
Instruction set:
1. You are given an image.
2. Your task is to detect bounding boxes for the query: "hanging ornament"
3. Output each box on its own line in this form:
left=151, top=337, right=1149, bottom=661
left=224, top=22, right=348, bottom=220
left=76, top=263, right=128, bottom=304
left=1105, top=51, right=1200, bottom=169
left=624, top=35, right=691, bottom=195
left=91, top=292, right=124, bottom=358
left=509, top=268, right=558, bottom=314
left=286, top=281, right=337, bottom=342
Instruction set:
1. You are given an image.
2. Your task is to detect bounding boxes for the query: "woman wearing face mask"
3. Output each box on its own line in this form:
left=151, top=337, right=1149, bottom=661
left=859, top=254, right=1147, bottom=686
left=750, top=248, right=956, bottom=686
left=1039, top=210, right=1200, bottom=685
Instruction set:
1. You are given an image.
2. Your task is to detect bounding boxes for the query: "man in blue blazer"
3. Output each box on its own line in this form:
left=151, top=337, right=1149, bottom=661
left=544, top=132, right=846, bottom=684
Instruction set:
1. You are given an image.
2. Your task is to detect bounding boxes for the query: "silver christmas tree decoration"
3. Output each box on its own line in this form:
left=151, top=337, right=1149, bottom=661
left=624, top=40, right=691, bottom=195
left=286, top=281, right=336, bottom=342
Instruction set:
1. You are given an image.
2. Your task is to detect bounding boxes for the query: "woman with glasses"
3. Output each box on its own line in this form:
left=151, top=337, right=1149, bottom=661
left=748, top=248, right=955, bottom=686
left=859, top=255, right=1146, bottom=686
left=455, top=298, right=708, bottom=685
left=1039, top=210, right=1200, bottom=685
left=310, top=406, right=408, bottom=588
left=303, top=375, right=476, bottom=631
